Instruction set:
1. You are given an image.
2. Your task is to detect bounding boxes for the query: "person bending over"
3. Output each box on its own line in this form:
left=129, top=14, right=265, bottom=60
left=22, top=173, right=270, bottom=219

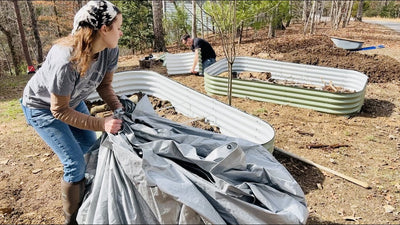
left=181, top=34, right=216, bottom=75
left=20, top=1, right=123, bottom=224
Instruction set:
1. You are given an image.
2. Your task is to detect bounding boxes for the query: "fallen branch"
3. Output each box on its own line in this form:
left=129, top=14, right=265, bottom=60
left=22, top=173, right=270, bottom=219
left=296, top=130, right=314, bottom=136
left=307, top=144, right=349, bottom=149
left=274, top=146, right=371, bottom=189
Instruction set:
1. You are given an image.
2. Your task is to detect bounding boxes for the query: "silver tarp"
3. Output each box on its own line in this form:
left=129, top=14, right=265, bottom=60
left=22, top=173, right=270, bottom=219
left=77, top=95, right=308, bottom=224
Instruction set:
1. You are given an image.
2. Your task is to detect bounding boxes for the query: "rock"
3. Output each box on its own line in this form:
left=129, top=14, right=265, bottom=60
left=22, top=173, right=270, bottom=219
left=0, top=158, right=9, bottom=165
left=384, top=205, right=395, bottom=213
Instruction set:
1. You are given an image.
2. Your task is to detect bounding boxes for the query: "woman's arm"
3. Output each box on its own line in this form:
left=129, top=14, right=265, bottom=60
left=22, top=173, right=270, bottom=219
left=96, top=71, right=123, bottom=110
left=50, top=93, right=121, bottom=133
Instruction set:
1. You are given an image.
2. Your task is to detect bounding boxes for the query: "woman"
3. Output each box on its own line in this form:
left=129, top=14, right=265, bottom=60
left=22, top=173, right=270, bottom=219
left=21, top=1, right=123, bottom=224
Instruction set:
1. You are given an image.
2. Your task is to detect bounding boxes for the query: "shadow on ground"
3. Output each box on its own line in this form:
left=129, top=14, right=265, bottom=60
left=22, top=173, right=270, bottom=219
left=358, top=98, right=395, bottom=117
left=306, top=216, right=345, bottom=225
left=274, top=151, right=346, bottom=225
left=273, top=150, right=325, bottom=195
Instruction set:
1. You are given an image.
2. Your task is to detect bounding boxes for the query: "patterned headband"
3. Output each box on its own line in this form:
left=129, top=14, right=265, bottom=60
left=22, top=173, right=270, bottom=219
left=71, top=0, right=119, bottom=35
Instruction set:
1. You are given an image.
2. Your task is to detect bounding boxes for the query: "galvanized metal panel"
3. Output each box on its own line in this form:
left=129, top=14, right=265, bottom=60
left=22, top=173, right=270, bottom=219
left=87, top=71, right=275, bottom=152
left=165, top=52, right=202, bottom=75
left=204, top=57, right=368, bottom=115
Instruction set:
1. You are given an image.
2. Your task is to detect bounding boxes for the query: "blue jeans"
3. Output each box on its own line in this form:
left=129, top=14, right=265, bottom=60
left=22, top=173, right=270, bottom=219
left=200, top=58, right=216, bottom=76
left=21, top=100, right=97, bottom=183
left=202, top=58, right=216, bottom=70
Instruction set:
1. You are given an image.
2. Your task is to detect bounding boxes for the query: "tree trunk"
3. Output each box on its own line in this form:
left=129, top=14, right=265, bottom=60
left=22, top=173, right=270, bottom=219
left=268, top=13, right=275, bottom=38
left=304, top=0, right=317, bottom=34
left=310, top=0, right=317, bottom=34
left=0, top=24, right=22, bottom=75
left=191, top=0, right=197, bottom=38
left=383, top=0, right=388, bottom=7
left=238, top=21, right=243, bottom=44
left=152, top=0, right=166, bottom=52
left=286, top=0, right=293, bottom=27
left=227, top=62, right=233, bottom=106
left=332, top=0, right=345, bottom=30
left=52, top=0, right=62, bottom=38
left=344, top=0, right=354, bottom=27
left=268, top=3, right=281, bottom=38
left=316, top=0, right=324, bottom=23
left=329, top=0, right=335, bottom=21
left=0, top=42, right=13, bottom=76
left=200, top=2, right=204, bottom=38
left=26, top=0, right=43, bottom=64
left=227, top=1, right=237, bottom=106
left=12, top=0, right=33, bottom=73
left=356, top=0, right=364, bottom=22
left=302, top=0, right=310, bottom=23
left=76, top=0, right=83, bottom=10
left=342, top=0, right=349, bottom=28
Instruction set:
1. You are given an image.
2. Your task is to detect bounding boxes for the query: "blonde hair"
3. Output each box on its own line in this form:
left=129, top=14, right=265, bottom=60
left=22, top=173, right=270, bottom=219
left=55, top=27, right=98, bottom=76
left=55, top=15, right=119, bottom=76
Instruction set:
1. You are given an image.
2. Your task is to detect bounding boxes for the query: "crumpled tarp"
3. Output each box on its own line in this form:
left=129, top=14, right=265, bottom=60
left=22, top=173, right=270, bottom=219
left=77, top=95, right=308, bottom=224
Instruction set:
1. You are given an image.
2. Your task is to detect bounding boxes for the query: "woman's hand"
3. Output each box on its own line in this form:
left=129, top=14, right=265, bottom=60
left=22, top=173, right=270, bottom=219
left=104, top=117, right=122, bottom=134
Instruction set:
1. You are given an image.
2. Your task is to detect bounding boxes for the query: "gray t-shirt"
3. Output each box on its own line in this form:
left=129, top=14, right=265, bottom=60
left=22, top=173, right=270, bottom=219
left=22, top=44, right=119, bottom=109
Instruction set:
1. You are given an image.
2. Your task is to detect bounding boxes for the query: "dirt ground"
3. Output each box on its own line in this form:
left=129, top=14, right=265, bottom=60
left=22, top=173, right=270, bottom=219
left=1, top=20, right=400, bottom=224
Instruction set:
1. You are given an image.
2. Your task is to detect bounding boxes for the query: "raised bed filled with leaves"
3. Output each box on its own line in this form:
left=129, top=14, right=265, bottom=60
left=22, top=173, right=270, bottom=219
left=204, top=57, right=368, bottom=115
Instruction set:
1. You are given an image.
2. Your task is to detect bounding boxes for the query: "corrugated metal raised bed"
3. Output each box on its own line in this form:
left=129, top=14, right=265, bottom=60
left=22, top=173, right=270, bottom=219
left=87, top=70, right=275, bottom=152
left=165, top=52, right=202, bottom=75
left=204, top=57, right=368, bottom=115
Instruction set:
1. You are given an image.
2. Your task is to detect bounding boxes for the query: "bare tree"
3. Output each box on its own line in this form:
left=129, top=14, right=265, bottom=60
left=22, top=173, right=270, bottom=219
left=355, top=0, right=364, bottom=22
left=343, top=0, right=354, bottom=27
left=26, top=0, right=43, bottom=64
left=152, top=0, right=166, bottom=52
left=0, top=1, right=23, bottom=75
left=0, top=24, right=21, bottom=75
left=194, top=2, right=213, bottom=38
left=286, top=0, right=293, bottom=27
left=13, top=0, right=34, bottom=73
left=304, top=0, right=318, bottom=34
left=268, top=2, right=281, bottom=38
left=52, top=0, right=62, bottom=38
left=316, top=0, right=324, bottom=23
left=0, top=41, right=13, bottom=76
left=200, top=2, right=204, bottom=38
left=192, top=0, right=197, bottom=38
left=331, top=0, right=346, bottom=30
left=329, top=0, right=334, bottom=19
left=302, top=0, right=310, bottom=23
left=204, top=0, right=237, bottom=105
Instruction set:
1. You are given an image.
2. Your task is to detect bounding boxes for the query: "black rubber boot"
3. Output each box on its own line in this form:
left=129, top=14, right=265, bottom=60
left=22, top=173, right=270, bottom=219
left=61, top=178, right=85, bottom=225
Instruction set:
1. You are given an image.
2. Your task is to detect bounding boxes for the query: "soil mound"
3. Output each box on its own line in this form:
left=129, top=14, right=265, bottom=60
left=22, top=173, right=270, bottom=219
left=252, top=35, right=400, bottom=83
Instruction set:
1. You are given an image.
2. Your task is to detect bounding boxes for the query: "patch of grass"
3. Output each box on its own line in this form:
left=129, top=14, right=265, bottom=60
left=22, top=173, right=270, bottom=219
left=344, top=130, right=351, bottom=136
left=0, top=99, right=23, bottom=122
left=366, top=135, right=376, bottom=142
left=254, top=108, right=267, bottom=115
left=0, top=74, right=30, bottom=101
left=0, top=75, right=27, bottom=122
